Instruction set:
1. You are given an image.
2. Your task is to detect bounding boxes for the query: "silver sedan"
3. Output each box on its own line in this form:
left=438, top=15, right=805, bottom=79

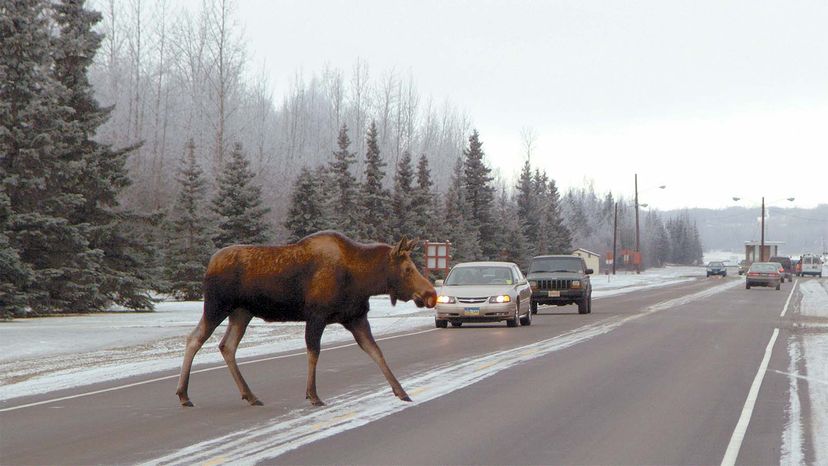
left=434, top=261, right=533, bottom=328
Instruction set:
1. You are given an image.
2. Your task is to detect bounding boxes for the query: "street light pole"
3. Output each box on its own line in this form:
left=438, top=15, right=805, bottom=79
left=635, top=174, right=640, bottom=274
left=760, top=196, right=765, bottom=261
left=612, top=202, right=618, bottom=275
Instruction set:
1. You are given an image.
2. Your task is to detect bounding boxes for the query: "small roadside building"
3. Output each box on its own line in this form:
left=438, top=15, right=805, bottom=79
left=572, top=248, right=601, bottom=273
left=744, top=240, right=784, bottom=263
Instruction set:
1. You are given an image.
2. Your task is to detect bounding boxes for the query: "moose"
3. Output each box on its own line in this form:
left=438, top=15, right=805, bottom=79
left=175, top=231, right=438, bottom=407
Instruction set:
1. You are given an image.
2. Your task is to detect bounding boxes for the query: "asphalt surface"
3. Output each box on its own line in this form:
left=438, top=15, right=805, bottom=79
left=0, top=275, right=817, bottom=465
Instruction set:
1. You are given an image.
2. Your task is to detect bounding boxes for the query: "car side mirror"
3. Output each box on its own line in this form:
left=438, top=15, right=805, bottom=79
left=518, top=279, right=528, bottom=285
left=434, top=279, right=444, bottom=287
left=585, top=268, right=594, bottom=275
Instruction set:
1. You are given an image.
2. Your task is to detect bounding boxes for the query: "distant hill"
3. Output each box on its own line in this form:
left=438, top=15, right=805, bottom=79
left=664, top=204, right=828, bottom=257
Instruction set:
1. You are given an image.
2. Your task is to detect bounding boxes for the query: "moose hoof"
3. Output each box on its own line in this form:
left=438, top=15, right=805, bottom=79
left=400, top=396, right=413, bottom=402
left=308, top=399, right=326, bottom=407
left=181, top=400, right=194, bottom=407
left=250, top=399, right=264, bottom=406
left=242, top=395, right=263, bottom=406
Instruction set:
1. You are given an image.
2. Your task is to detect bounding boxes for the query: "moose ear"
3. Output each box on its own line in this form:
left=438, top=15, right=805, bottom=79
left=392, top=236, right=409, bottom=257
left=405, top=238, right=419, bottom=251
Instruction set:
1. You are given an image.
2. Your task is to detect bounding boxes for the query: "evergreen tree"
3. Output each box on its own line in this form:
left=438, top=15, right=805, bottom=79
left=0, top=190, right=32, bottom=318
left=163, top=140, right=215, bottom=299
left=328, top=124, right=359, bottom=237
left=493, top=186, right=530, bottom=269
left=52, top=0, right=154, bottom=310
left=516, top=159, right=538, bottom=249
left=1, top=0, right=104, bottom=313
left=462, top=130, right=496, bottom=258
left=411, top=153, right=436, bottom=242
left=545, top=178, right=572, bottom=253
left=212, top=142, right=271, bottom=247
left=444, top=157, right=481, bottom=261
left=358, top=121, right=392, bottom=242
left=391, top=151, right=416, bottom=239
left=284, top=165, right=330, bottom=241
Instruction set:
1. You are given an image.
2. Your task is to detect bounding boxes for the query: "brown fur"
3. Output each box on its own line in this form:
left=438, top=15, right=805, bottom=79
left=175, top=231, right=437, bottom=407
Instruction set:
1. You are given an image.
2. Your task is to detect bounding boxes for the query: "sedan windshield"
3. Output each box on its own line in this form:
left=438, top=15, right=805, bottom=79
left=529, top=258, right=583, bottom=274
left=708, top=262, right=723, bottom=267
left=445, top=266, right=514, bottom=285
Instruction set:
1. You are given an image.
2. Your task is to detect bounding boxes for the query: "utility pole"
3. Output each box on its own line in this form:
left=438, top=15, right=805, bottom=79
left=760, top=196, right=765, bottom=262
left=612, top=202, right=618, bottom=275
left=635, top=174, right=640, bottom=274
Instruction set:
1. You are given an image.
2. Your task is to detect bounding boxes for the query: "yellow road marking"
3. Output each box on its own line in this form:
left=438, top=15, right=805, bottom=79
left=407, top=386, right=429, bottom=397
left=476, top=361, right=496, bottom=371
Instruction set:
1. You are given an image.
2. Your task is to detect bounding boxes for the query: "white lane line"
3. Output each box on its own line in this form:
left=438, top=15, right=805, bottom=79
left=721, top=280, right=798, bottom=466
left=147, top=280, right=741, bottom=466
left=0, top=328, right=437, bottom=413
left=780, top=279, right=799, bottom=317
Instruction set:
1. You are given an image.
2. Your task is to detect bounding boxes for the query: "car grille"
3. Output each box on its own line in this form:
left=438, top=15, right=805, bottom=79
left=458, top=297, right=488, bottom=304
left=536, top=279, right=572, bottom=290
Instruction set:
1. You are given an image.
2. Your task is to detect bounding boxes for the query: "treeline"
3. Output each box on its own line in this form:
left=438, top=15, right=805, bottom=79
left=562, top=185, right=704, bottom=269
left=88, top=0, right=470, bottom=236
left=283, top=125, right=573, bottom=271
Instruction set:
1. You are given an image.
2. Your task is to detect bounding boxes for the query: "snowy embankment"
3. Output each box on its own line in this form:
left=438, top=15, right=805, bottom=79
left=782, top=279, right=828, bottom=465
left=0, top=266, right=705, bottom=403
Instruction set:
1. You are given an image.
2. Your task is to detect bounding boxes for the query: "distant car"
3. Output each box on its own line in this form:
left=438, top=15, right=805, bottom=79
left=434, top=261, right=532, bottom=328
left=745, top=262, right=782, bottom=290
left=768, top=256, right=793, bottom=282
left=526, top=255, right=593, bottom=315
left=800, top=254, right=824, bottom=277
left=738, top=260, right=750, bottom=275
left=706, top=261, right=727, bottom=277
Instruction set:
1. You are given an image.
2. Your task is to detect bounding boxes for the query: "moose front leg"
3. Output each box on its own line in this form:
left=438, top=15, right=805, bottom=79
left=344, top=314, right=411, bottom=402
left=304, top=317, right=327, bottom=406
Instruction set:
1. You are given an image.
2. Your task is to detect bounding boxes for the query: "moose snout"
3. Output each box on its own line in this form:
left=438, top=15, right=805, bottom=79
left=414, top=289, right=437, bottom=309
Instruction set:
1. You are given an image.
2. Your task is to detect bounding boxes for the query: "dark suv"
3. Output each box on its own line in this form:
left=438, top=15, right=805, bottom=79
left=526, top=255, right=593, bottom=315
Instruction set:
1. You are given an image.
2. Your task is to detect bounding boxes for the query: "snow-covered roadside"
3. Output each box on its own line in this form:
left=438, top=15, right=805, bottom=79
left=783, top=279, right=828, bottom=465
left=0, top=266, right=706, bottom=403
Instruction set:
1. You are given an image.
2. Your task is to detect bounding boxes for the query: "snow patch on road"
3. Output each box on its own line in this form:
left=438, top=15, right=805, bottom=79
left=781, top=336, right=804, bottom=466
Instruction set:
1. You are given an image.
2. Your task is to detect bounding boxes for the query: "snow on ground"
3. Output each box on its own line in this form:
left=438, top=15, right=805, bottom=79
left=795, top=279, right=828, bottom=464
left=0, top=265, right=706, bottom=403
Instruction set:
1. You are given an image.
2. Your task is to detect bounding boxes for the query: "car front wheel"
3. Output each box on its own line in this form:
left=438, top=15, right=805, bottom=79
left=520, top=302, right=532, bottom=326
left=436, top=319, right=447, bottom=328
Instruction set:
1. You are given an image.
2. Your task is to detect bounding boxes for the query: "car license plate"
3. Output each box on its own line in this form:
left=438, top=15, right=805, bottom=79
left=548, top=291, right=560, bottom=297
left=464, top=307, right=480, bottom=316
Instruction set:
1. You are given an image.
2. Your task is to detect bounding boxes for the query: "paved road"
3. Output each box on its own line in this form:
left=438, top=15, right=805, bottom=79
left=0, top=276, right=816, bottom=465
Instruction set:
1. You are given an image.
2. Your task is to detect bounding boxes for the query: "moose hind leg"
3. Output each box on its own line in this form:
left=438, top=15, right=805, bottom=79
left=344, top=314, right=411, bottom=402
left=176, top=314, right=222, bottom=406
left=304, top=317, right=327, bottom=406
left=218, top=308, right=261, bottom=405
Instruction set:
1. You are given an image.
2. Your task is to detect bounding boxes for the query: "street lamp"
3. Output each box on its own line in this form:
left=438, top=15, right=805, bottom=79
left=635, top=174, right=666, bottom=274
left=732, top=196, right=795, bottom=261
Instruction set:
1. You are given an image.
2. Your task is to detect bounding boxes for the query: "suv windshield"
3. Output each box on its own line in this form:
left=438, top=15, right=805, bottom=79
left=445, top=266, right=515, bottom=285
left=529, top=258, right=584, bottom=274
left=708, top=262, right=724, bottom=267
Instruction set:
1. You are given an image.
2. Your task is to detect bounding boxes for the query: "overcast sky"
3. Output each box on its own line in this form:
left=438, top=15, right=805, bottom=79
left=238, top=0, right=827, bottom=210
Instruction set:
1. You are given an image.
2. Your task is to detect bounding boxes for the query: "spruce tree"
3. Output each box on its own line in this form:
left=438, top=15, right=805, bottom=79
left=0, top=190, right=32, bottom=318
left=493, top=186, right=530, bottom=269
left=212, top=142, right=271, bottom=247
left=462, top=130, right=496, bottom=259
left=444, top=157, right=481, bottom=262
left=328, top=124, right=359, bottom=238
left=358, top=121, right=392, bottom=242
left=411, top=153, right=436, bottom=241
left=391, top=151, right=416, bottom=240
left=163, top=140, right=215, bottom=299
left=52, top=0, right=154, bottom=311
left=284, top=165, right=330, bottom=241
left=545, top=178, right=572, bottom=253
left=516, top=159, right=538, bottom=249
left=1, top=0, right=104, bottom=313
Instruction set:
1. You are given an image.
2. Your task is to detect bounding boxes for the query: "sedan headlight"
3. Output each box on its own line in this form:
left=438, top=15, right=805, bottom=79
left=436, top=295, right=456, bottom=304
left=570, top=280, right=581, bottom=289
left=489, top=295, right=512, bottom=303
